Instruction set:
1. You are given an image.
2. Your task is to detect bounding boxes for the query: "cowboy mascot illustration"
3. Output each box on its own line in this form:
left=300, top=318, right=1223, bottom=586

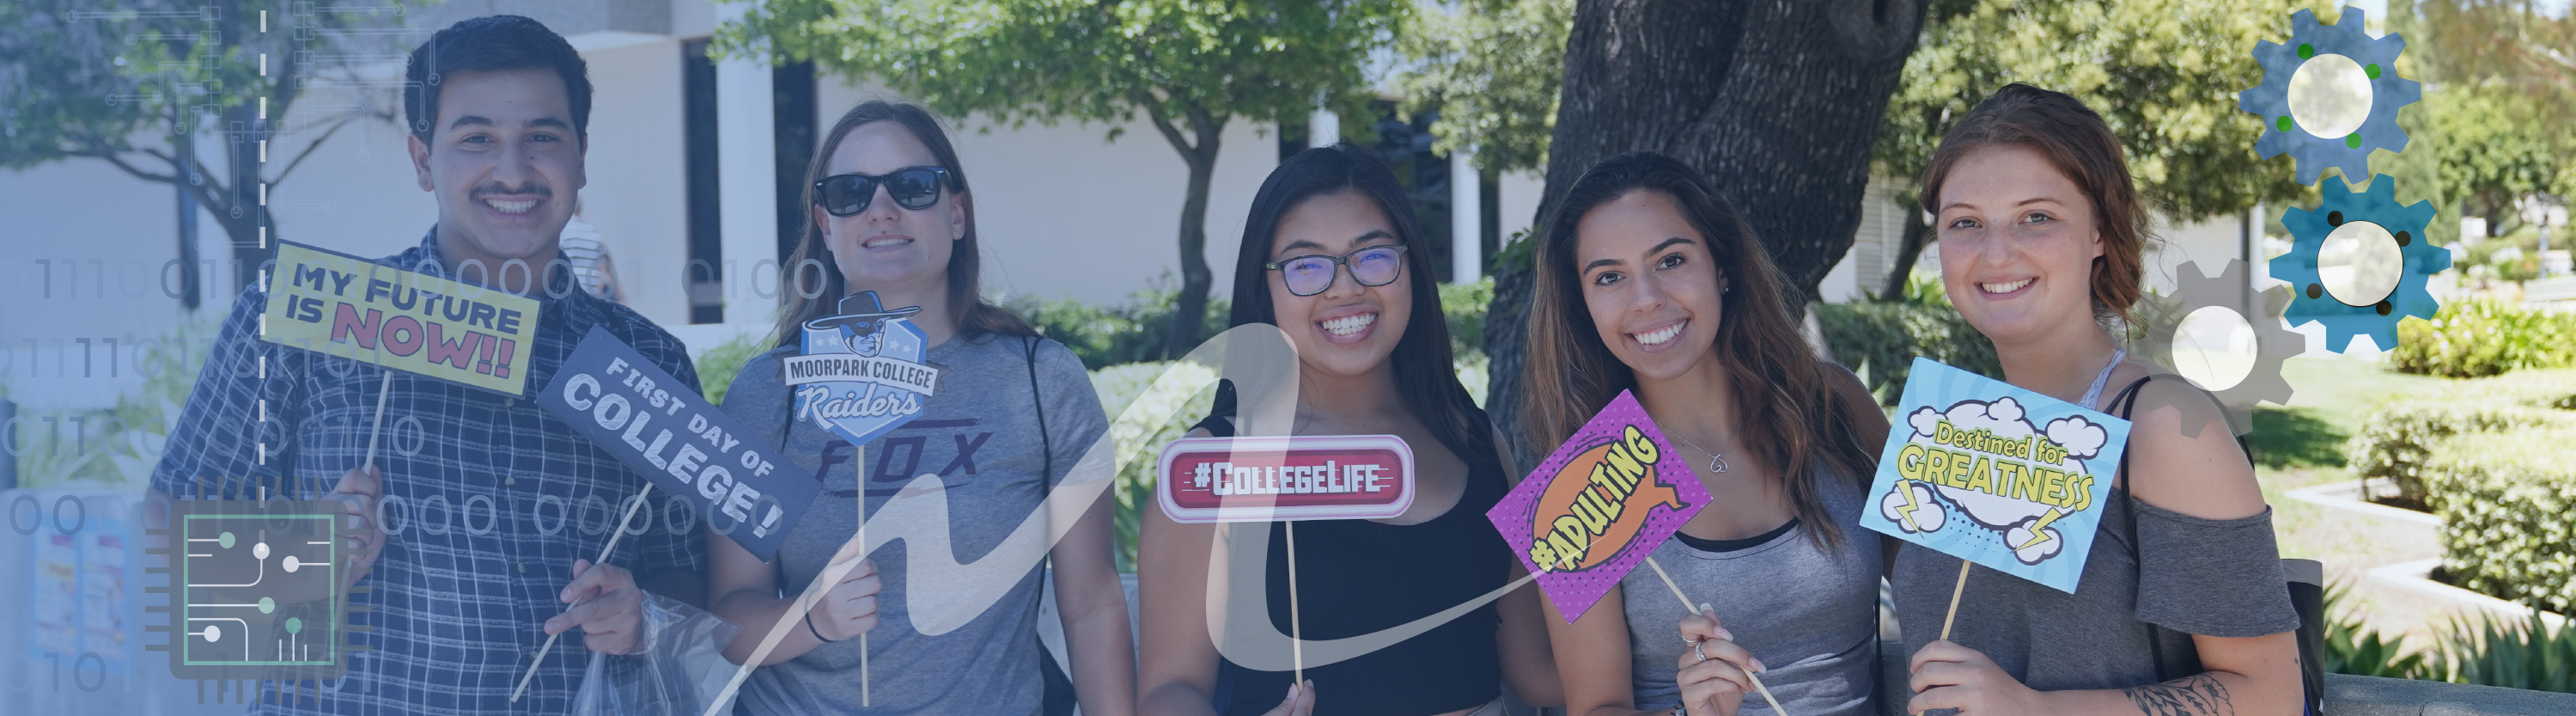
left=786, top=291, right=944, bottom=447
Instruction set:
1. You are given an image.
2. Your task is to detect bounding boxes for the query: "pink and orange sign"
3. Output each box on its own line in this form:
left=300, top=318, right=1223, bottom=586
left=1157, top=435, right=1415, bottom=523
left=1488, top=389, right=1709, bottom=622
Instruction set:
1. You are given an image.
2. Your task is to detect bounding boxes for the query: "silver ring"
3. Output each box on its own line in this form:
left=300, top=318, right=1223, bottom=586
left=1695, top=642, right=1708, bottom=663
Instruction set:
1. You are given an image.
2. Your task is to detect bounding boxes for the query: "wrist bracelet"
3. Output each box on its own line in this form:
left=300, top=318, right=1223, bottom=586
left=805, top=610, right=841, bottom=643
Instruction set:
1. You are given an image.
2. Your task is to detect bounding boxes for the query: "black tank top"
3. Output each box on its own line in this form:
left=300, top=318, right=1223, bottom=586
left=1196, top=382, right=1513, bottom=716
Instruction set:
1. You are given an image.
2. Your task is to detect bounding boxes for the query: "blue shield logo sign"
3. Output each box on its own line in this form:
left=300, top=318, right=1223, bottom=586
left=783, top=291, right=943, bottom=448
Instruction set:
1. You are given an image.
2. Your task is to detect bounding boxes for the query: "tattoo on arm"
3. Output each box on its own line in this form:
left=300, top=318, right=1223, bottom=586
left=2123, top=673, right=2233, bottom=716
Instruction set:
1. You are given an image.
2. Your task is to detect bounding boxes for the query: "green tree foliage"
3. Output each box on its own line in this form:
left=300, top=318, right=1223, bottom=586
left=2391, top=0, right=2575, bottom=236
left=1877, top=0, right=2328, bottom=218
left=1399, top=0, right=2340, bottom=298
left=1868, top=0, right=2339, bottom=297
left=719, top=0, right=1410, bottom=358
left=1397, top=0, right=1573, bottom=174
left=0, top=0, right=403, bottom=294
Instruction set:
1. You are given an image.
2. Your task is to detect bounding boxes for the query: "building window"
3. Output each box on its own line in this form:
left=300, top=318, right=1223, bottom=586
left=683, top=39, right=724, bottom=325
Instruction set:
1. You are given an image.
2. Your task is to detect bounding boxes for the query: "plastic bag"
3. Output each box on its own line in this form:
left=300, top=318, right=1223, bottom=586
left=570, top=589, right=746, bottom=716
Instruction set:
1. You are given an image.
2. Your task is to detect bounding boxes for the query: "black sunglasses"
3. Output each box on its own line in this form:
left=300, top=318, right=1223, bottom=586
left=814, top=166, right=951, bottom=217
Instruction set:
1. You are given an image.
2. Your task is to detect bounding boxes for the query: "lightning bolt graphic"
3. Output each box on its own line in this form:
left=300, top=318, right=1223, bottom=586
left=2014, top=507, right=2065, bottom=551
left=1893, top=480, right=1927, bottom=532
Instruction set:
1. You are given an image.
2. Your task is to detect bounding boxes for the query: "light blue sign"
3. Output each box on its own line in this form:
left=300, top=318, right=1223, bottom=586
left=1860, top=358, right=2132, bottom=593
left=784, top=291, right=942, bottom=450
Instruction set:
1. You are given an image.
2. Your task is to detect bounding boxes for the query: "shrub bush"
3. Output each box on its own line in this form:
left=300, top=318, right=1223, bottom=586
left=1815, top=301, right=2001, bottom=405
left=2390, top=299, right=2576, bottom=378
left=1015, top=288, right=1233, bottom=370
left=1440, top=277, right=1494, bottom=359
left=1089, top=361, right=1221, bottom=572
left=2423, top=427, right=2576, bottom=617
left=2345, top=370, right=2576, bottom=507
left=695, top=332, right=769, bottom=406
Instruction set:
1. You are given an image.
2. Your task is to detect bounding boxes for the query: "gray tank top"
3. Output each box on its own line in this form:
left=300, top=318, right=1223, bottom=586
left=1621, top=470, right=1881, bottom=716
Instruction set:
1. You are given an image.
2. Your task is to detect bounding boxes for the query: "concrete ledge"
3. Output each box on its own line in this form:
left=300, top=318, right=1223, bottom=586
left=2325, top=674, right=2576, bottom=715
left=1874, top=643, right=2576, bottom=715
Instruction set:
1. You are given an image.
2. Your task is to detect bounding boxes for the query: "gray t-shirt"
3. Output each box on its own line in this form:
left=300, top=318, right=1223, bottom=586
left=1623, top=470, right=1882, bottom=716
left=1891, top=496, right=2299, bottom=695
left=719, top=334, right=1111, bottom=716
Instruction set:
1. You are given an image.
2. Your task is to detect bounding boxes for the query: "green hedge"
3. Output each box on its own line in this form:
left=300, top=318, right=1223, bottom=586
left=1815, top=301, right=2001, bottom=405
left=2346, top=370, right=2576, bottom=507
left=2391, top=300, right=2576, bottom=378
left=2423, top=428, right=2576, bottom=616
left=1015, top=288, right=1234, bottom=370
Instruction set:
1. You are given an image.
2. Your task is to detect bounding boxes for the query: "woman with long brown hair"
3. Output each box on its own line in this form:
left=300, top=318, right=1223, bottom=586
left=1521, top=151, right=1889, bottom=716
left=1891, top=83, right=2301, bottom=716
left=708, top=100, right=1136, bottom=716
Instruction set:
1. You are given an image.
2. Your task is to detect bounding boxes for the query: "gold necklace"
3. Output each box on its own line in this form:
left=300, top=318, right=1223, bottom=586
left=1668, top=431, right=1730, bottom=474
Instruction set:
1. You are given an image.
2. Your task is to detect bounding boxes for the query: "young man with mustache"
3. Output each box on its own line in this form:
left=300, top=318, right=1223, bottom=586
left=148, top=15, right=707, bottom=713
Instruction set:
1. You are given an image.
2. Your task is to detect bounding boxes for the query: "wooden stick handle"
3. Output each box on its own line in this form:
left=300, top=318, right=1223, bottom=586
left=510, top=484, right=656, bottom=703
left=1286, top=519, right=1303, bottom=686
left=362, top=372, right=393, bottom=469
left=1940, top=560, right=1970, bottom=643
left=858, top=444, right=869, bottom=707
left=1646, top=556, right=1792, bottom=716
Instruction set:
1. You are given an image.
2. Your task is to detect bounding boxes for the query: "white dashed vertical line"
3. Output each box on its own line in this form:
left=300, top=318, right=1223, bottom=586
left=259, top=97, right=267, bottom=120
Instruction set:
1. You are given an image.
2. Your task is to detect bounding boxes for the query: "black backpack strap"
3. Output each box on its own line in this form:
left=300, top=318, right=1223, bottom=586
left=1192, top=378, right=1239, bottom=438
left=1026, top=337, right=1052, bottom=480
left=2104, top=375, right=2171, bottom=680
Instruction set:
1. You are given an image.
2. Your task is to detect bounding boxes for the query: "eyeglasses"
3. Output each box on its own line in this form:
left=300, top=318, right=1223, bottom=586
left=1264, top=244, right=1409, bottom=297
left=814, top=166, right=950, bottom=217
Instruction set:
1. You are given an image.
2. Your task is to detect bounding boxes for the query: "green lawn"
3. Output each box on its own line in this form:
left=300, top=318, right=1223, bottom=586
left=2245, top=358, right=2455, bottom=476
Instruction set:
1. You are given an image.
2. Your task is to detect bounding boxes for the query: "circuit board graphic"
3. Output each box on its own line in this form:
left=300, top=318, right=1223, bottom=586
left=148, top=498, right=362, bottom=681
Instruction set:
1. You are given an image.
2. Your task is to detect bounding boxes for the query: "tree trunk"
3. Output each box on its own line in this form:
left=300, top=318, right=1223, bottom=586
left=1161, top=113, right=1224, bottom=359
left=1483, top=0, right=1921, bottom=465
left=1878, top=202, right=1932, bottom=301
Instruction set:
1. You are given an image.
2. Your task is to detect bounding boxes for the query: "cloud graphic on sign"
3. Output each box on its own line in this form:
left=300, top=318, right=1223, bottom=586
left=1908, top=397, right=2034, bottom=442
left=2004, top=514, right=2067, bottom=565
left=2043, top=415, right=2109, bottom=460
left=1878, top=481, right=1947, bottom=534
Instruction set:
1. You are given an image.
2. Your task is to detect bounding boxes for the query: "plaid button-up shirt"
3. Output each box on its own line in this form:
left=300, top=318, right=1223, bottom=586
left=152, top=229, right=707, bottom=714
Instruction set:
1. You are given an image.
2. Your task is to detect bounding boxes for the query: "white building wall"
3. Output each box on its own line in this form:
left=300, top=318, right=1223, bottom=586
left=1495, top=168, right=1544, bottom=244
left=577, top=38, right=692, bottom=327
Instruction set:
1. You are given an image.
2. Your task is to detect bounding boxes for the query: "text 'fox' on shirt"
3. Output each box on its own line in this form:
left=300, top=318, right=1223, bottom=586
left=718, top=334, right=1113, bottom=716
left=1620, top=468, right=1883, bottom=716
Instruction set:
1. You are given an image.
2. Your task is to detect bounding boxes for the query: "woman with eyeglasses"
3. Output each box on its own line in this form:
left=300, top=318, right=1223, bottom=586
left=1137, top=144, right=1562, bottom=716
left=1519, top=152, right=1889, bottom=716
left=709, top=100, right=1137, bottom=716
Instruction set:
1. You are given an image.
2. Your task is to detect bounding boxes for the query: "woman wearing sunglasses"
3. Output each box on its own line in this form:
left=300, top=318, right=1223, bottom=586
left=1891, top=84, right=2300, bottom=716
left=710, top=100, right=1137, bottom=716
left=1137, top=144, right=1561, bottom=716
left=1519, top=152, right=1889, bottom=716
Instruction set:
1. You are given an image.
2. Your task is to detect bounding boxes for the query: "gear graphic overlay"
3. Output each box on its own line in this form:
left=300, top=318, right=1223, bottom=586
left=2136, top=260, right=2300, bottom=438
left=2269, top=174, right=2447, bottom=353
left=2239, top=6, right=2420, bottom=185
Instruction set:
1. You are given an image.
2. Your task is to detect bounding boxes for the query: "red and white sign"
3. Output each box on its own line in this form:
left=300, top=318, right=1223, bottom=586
left=1157, top=435, right=1416, bottom=523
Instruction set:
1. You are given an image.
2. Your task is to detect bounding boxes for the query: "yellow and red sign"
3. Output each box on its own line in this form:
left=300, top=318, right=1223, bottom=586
left=260, top=241, right=542, bottom=395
